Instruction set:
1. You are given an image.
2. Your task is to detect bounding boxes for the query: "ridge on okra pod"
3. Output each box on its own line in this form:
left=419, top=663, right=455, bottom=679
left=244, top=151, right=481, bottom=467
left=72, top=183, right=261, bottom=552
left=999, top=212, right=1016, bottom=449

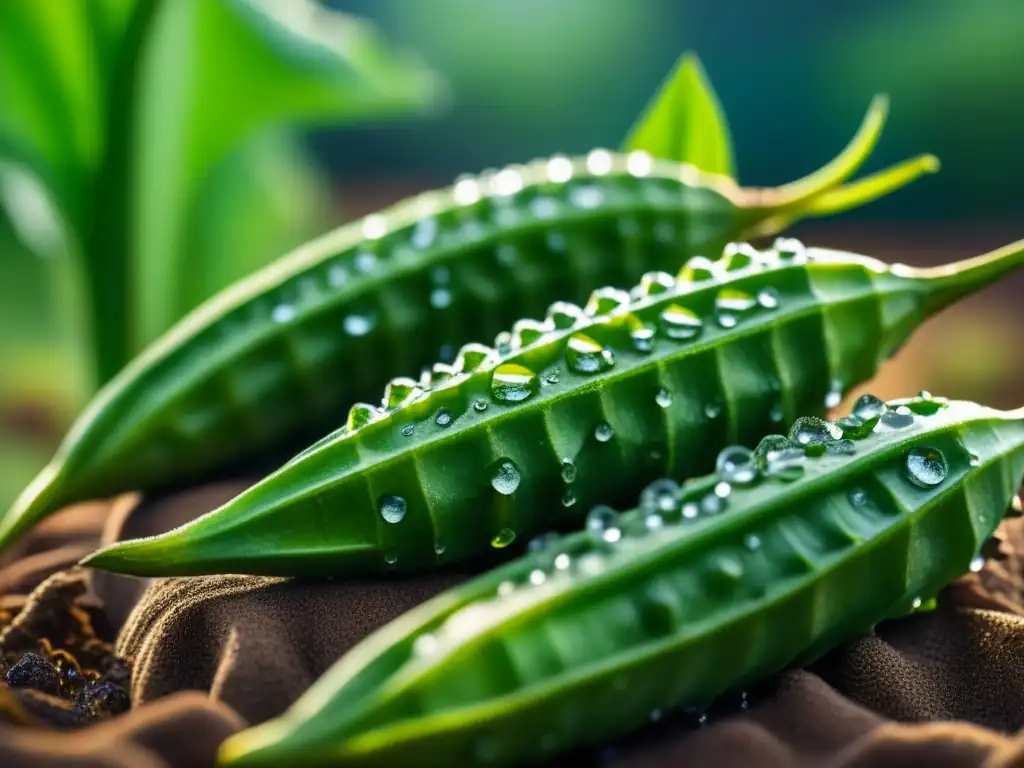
left=79, top=237, right=1024, bottom=578
left=214, top=393, right=1024, bottom=767
left=0, top=95, right=936, bottom=556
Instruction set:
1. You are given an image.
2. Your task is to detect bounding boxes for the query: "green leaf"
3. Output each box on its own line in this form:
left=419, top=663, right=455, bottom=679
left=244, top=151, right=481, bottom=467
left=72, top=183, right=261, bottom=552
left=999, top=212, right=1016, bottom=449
left=131, top=0, right=446, bottom=350
left=178, top=129, right=335, bottom=317
left=622, top=52, right=736, bottom=179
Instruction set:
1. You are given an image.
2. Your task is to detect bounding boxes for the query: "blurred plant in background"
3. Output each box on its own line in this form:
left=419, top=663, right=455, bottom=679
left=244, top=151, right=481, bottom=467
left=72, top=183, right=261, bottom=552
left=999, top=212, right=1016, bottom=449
left=0, top=0, right=444, bottom=510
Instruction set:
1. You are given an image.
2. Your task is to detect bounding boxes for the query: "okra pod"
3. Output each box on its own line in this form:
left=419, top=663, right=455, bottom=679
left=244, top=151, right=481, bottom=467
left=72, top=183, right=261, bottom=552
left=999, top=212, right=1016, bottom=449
left=80, top=238, right=1024, bottom=577
left=215, top=394, right=1024, bottom=767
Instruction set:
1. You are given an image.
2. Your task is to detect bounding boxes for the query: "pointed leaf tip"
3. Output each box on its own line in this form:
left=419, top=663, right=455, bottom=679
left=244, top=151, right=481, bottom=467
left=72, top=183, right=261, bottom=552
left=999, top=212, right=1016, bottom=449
left=621, top=51, right=736, bottom=179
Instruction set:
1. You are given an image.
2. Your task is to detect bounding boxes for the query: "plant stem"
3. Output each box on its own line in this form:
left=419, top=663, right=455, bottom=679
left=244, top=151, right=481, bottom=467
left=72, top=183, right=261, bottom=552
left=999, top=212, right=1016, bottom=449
left=80, top=0, right=160, bottom=388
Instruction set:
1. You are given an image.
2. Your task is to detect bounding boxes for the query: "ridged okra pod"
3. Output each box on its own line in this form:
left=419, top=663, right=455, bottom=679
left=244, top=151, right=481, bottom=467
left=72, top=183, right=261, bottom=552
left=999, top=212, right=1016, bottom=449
left=2, top=97, right=936, bottom=553
left=81, top=238, right=1024, bottom=577
left=215, top=395, right=1024, bottom=767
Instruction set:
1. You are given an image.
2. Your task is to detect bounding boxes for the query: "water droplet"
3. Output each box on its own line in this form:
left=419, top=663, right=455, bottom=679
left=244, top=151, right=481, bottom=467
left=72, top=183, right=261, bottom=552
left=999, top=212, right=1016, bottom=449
left=565, top=333, right=615, bottom=375
left=700, top=493, right=724, bottom=515
left=715, top=445, right=758, bottom=486
left=722, top=242, right=759, bottom=271
left=344, top=313, right=374, bottom=337
left=473, top=399, right=488, bottom=412
left=354, top=251, right=378, bottom=273
left=967, top=452, right=980, bottom=468
left=660, top=304, right=702, bottom=340
left=379, top=495, right=407, bottom=524
left=770, top=402, right=785, bottom=423
left=435, top=408, right=453, bottom=427
left=409, top=634, right=439, bottom=661
left=825, top=439, right=856, bottom=456
left=511, top=320, right=549, bottom=350
left=717, top=313, right=738, bottom=329
left=570, top=185, right=603, bottom=209
left=788, top=416, right=840, bottom=456
left=560, top=457, right=577, bottom=483
left=757, top=287, right=780, bottom=309
left=764, top=447, right=806, bottom=482
left=547, top=301, right=584, bottom=330
left=880, top=408, right=915, bottom=430
left=383, top=551, right=398, bottom=565
left=631, top=325, right=656, bottom=353
left=586, top=148, right=613, bottom=176
left=852, top=394, right=886, bottom=425
left=401, top=424, right=414, bottom=437
left=491, top=528, right=516, bottom=548
left=586, top=505, right=621, bottom=543
left=529, top=569, right=546, bottom=586
left=554, top=553, right=571, bottom=570
left=744, top=533, right=762, bottom=551
left=715, top=288, right=757, bottom=313
left=561, top=488, right=576, bottom=507
left=904, top=446, right=948, bottom=488
left=774, top=237, right=807, bottom=263
left=849, top=487, right=868, bottom=507
left=528, top=532, right=560, bottom=554
left=640, top=478, right=680, bottom=515
left=452, top=177, right=482, bottom=206
left=637, top=271, right=676, bottom=297
left=383, top=378, right=421, bottom=409
left=644, top=513, right=664, bottom=532
left=594, top=421, right=614, bottom=442
left=682, top=502, right=699, bottom=519
left=327, top=263, right=348, bottom=287
left=362, top=215, right=387, bottom=240
left=491, top=363, right=539, bottom=403
left=677, top=256, right=717, bottom=283
left=346, top=403, right=379, bottom=431
left=497, top=581, right=515, bottom=597
left=655, top=388, right=673, bottom=408
left=492, top=167, right=525, bottom=196
left=272, top=303, right=296, bottom=324
left=626, top=150, right=654, bottom=177
left=434, top=540, right=447, bottom=555
left=911, top=597, right=922, bottom=610
left=825, top=380, right=843, bottom=409
left=411, top=217, right=438, bottom=249
left=530, top=196, right=559, bottom=219
left=835, top=415, right=872, bottom=440
left=970, top=555, right=985, bottom=573
left=542, top=369, right=560, bottom=386
left=704, top=399, right=723, bottom=419
left=714, top=481, right=732, bottom=499
left=584, top=287, right=631, bottom=317
left=430, top=288, right=452, bottom=309
left=490, top=459, right=521, bottom=495
left=546, top=155, right=573, bottom=183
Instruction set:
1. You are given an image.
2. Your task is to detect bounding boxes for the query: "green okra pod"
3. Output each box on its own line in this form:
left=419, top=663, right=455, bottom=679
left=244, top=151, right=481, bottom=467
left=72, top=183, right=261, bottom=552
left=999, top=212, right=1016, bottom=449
left=215, top=394, right=1024, bottom=767
left=1, top=96, right=935, bottom=554
left=80, top=238, right=1024, bottom=578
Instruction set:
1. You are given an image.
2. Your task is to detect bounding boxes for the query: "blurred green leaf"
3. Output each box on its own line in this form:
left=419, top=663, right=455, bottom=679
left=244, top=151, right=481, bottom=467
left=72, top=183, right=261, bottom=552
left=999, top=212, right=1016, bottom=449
left=622, top=52, right=735, bottom=179
left=132, top=0, right=445, bottom=349
left=178, top=129, right=335, bottom=315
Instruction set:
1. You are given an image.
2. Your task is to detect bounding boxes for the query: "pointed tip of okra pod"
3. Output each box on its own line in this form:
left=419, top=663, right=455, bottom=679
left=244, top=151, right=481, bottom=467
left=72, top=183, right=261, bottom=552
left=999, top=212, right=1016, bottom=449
left=217, top=721, right=311, bottom=768
left=899, top=237, right=1024, bottom=316
left=78, top=534, right=190, bottom=578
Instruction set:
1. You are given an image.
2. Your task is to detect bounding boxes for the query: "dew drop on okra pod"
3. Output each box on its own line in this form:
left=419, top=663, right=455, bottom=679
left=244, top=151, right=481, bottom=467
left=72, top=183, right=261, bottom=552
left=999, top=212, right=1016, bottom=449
left=715, top=288, right=758, bottom=314
left=764, top=447, right=807, bottom=482
left=655, top=389, right=673, bottom=408
left=848, top=487, right=869, bottom=506
left=789, top=416, right=841, bottom=456
left=490, top=528, right=516, bottom=549
left=835, top=415, right=871, bottom=440
left=584, top=287, right=631, bottom=317
left=880, top=406, right=915, bottom=430
left=757, top=287, right=780, bottom=309
left=434, top=408, right=453, bottom=428
left=378, top=495, right=407, bottom=524
left=490, top=363, right=539, bottom=403
left=560, top=458, right=577, bottom=483
left=630, top=325, right=656, bottom=353
left=853, top=394, right=887, bottom=424
left=490, top=459, right=521, bottom=495
left=904, top=447, right=948, bottom=488
left=704, top=399, right=723, bottom=419
left=594, top=422, right=614, bottom=442
left=677, top=256, right=716, bottom=283
left=640, top=479, right=680, bottom=515
left=565, top=333, right=615, bottom=375
left=659, top=304, right=702, bottom=340
left=586, top=505, right=621, bottom=543
left=715, top=446, right=758, bottom=486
